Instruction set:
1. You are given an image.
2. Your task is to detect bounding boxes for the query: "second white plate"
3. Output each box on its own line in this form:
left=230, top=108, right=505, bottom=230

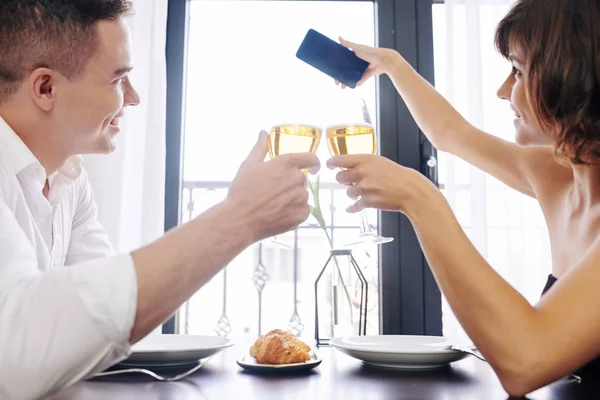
left=330, top=335, right=468, bottom=370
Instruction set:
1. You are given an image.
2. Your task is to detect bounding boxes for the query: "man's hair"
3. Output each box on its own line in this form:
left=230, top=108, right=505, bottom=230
left=495, top=0, right=600, bottom=164
left=0, top=0, right=133, bottom=103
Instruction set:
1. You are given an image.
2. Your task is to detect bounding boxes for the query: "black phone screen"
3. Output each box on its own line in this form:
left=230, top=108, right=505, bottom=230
left=295, top=29, right=369, bottom=89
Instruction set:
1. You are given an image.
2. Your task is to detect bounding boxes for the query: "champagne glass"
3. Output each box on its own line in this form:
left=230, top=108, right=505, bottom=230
left=326, top=123, right=393, bottom=247
left=268, top=123, right=322, bottom=161
left=263, top=123, right=322, bottom=247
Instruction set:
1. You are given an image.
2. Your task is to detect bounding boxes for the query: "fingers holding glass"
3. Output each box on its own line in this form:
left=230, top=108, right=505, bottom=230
left=262, top=124, right=322, bottom=248
left=269, top=124, right=322, bottom=175
left=325, top=123, right=393, bottom=247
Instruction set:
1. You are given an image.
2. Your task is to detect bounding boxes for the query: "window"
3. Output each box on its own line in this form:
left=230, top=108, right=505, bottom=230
left=176, top=0, right=377, bottom=339
left=165, top=0, right=440, bottom=338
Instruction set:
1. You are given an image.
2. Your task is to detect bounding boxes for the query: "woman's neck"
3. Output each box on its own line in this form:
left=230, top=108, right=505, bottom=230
left=570, top=163, right=600, bottom=210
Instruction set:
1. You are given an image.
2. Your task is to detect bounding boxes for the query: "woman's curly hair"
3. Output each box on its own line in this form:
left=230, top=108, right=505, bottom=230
left=496, top=0, right=600, bottom=164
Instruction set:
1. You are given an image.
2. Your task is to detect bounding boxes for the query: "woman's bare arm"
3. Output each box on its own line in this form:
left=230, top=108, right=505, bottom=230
left=406, top=185, right=600, bottom=396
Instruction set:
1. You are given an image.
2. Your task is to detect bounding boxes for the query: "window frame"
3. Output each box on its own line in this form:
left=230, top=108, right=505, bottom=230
left=163, top=0, right=441, bottom=336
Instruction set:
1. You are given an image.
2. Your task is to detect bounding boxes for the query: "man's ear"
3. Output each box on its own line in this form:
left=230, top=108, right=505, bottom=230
left=28, top=68, right=57, bottom=111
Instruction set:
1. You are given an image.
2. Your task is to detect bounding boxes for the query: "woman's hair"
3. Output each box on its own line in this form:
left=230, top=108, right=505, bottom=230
left=495, top=0, right=600, bottom=164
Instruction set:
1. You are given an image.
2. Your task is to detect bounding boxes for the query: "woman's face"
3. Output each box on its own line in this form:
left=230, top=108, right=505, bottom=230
left=496, top=46, right=551, bottom=147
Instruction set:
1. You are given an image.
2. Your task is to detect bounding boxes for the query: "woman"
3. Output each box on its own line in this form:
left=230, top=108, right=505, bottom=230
left=329, top=0, right=600, bottom=396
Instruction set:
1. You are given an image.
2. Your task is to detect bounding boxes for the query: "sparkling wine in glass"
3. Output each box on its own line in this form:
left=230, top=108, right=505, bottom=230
left=269, top=124, right=322, bottom=163
left=326, top=123, right=393, bottom=247
left=264, top=124, right=322, bottom=248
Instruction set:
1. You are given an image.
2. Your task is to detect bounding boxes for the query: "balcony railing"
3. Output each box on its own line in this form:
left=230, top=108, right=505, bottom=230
left=179, top=180, right=379, bottom=338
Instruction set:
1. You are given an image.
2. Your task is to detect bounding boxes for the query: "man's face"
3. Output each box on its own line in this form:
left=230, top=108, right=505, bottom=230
left=53, top=18, right=140, bottom=155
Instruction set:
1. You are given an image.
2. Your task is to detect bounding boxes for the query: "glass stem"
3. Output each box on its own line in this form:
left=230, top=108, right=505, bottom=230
left=359, top=208, right=372, bottom=236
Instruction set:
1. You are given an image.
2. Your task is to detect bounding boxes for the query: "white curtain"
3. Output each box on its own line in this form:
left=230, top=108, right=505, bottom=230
left=85, top=0, right=168, bottom=253
left=435, top=0, right=552, bottom=342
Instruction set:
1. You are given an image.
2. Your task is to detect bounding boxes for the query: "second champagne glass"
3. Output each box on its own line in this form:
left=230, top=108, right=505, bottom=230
left=326, top=123, right=393, bottom=247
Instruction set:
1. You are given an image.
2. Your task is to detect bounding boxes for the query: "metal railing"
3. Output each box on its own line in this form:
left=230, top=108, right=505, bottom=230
left=180, top=180, right=371, bottom=337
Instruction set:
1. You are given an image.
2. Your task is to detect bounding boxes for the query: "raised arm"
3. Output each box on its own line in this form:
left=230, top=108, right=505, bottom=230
left=339, top=38, right=548, bottom=198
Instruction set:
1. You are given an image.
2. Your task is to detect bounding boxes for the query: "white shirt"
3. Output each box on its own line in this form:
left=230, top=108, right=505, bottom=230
left=0, top=117, right=138, bottom=399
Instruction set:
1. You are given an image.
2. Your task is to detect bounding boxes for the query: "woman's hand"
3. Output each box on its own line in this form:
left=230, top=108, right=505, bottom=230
left=335, top=37, right=401, bottom=88
left=327, top=154, right=441, bottom=215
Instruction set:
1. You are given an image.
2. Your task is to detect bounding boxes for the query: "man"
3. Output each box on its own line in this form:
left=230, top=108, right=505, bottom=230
left=0, top=1, right=319, bottom=398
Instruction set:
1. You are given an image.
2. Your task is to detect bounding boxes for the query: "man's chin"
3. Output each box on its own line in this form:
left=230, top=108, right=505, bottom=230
left=91, top=138, right=117, bottom=155
left=104, top=141, right=117, bottom=154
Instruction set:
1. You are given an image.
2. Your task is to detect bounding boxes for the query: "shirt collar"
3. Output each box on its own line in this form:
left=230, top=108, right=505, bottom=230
left=0, top=116, right=39, bottom=175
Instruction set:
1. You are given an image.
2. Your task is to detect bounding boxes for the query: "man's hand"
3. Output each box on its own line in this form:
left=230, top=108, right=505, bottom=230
left=227, top=131, right=320, bottom=242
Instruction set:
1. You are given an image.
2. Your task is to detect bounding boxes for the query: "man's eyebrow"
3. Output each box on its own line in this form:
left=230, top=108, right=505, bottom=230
left=113, top=67, right=133, bottom=76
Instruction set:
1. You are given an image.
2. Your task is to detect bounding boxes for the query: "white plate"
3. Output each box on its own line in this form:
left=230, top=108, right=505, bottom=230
left=119, top=334, right=234, bottom=367
left=330, top=335, right=468, bottom=370
left=237, top=351, right=322, bottom=373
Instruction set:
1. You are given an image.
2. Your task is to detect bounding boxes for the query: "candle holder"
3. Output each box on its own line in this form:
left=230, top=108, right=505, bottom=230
left=314, top=249, right=368, bottom=346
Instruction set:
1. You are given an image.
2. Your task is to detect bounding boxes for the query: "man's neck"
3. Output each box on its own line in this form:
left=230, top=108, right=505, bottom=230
left=0, top=107, right=69, bottom=176
left=19, top=135, right=68, bottom=176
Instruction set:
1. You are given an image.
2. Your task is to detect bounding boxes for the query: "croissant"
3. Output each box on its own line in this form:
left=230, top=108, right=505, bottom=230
left=250, top=329, right=311, bottom=364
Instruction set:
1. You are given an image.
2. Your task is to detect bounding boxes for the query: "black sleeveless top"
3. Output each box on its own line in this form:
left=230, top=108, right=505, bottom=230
left=542, top=275, right=600, bottom=378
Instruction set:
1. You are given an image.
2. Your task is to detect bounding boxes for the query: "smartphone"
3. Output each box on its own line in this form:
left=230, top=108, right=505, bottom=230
left=296, top=29, right=369, bottom=89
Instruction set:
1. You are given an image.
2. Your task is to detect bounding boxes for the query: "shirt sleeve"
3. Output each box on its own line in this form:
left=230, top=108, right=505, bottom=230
left=65, top=169, right=115, bottom=265
left=0, top=197, right=138, bottom=399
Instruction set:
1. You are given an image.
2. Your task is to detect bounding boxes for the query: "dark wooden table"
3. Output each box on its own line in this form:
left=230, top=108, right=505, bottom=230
left=51, top=344, right=600, bottom=400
